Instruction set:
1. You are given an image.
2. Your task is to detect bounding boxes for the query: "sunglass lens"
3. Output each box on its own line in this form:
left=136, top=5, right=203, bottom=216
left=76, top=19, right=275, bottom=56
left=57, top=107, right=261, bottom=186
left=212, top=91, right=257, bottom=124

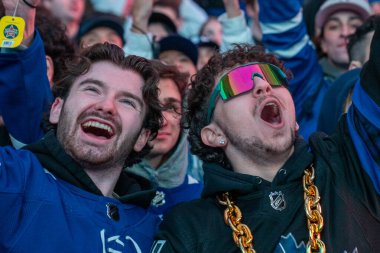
left=219, top=63, right=287, bottom=100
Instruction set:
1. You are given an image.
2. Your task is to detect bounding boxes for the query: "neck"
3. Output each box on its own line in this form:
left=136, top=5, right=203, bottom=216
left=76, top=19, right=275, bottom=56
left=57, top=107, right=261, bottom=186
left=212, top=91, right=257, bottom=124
left=228, top=146, right=294, bottom=182
left=83, top=165, right=123, bottom=197
left=329, top=58, right=349, bottom=71
left=146, top=154, right=167, bottom=169
left=65, top=22, right=79, bottom=39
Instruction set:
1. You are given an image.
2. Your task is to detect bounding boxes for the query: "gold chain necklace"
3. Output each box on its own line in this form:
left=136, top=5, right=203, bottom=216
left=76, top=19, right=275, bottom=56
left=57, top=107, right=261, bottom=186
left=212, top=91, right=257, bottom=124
left=217, top=163, right=326, bottom=253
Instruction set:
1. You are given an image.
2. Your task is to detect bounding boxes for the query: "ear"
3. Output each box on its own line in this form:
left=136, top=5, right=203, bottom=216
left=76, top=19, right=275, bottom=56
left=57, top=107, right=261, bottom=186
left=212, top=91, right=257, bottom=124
left=295, top=122, right=299, bottom=131
left=46, top=55, right=54, bottom=87
left=133, top=129, right=151, bottom=152
left=49, top=98, right=64, bottom=124
left=200, top=123, right=226, bottom=148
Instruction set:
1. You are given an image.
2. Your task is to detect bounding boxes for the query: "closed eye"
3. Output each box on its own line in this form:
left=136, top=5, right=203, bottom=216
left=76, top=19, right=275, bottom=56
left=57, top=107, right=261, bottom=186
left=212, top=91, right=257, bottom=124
left=83, top=85, right=101, bottom=94
left=120, top=98, right=137, bottom=109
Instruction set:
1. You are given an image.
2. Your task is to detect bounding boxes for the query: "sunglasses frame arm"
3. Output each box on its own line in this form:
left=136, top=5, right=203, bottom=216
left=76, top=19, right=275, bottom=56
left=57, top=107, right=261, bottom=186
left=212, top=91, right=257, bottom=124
left=206, top=84, right=221, bottom=124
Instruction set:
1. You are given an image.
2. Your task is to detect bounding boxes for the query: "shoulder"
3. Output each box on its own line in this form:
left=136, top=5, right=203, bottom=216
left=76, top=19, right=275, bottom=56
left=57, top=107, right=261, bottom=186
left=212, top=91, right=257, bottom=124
left=160, top=198, right=219, bottom=228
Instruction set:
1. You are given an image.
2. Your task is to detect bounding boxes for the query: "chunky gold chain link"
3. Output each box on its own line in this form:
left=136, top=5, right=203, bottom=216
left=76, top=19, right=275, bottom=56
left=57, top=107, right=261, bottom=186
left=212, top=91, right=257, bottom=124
left=217, top=192, right=256, bottom=253
left=218, top=163, right=326, bottom=253
left=303, top=164, right=326, bottom=253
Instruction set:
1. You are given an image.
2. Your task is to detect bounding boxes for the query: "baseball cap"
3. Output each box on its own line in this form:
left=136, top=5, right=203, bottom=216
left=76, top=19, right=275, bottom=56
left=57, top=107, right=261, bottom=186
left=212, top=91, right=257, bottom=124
left=158, top=35, right=198, bottom=66
left=77, top=12, right=126, bottom=45
left=315, top=0, right=372, bottom=29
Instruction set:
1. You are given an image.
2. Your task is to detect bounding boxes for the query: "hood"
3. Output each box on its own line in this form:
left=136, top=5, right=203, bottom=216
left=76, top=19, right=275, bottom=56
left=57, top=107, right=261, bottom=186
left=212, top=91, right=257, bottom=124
left=125, top=132, right=189, bottom=188
left=23, top=130, right=156, bottom=207
left=202, top=138, right=313, bottom=198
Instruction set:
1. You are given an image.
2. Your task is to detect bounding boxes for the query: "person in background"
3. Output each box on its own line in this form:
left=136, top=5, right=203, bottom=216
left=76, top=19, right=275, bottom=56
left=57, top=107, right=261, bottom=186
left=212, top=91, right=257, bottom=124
left=124, top=0, right=252, bottom=60
left=76, top=11, right=126, bottom=49
left=246, top=0, right=263, bottom=44
left=196, top=40, right=219, bottom=70
left=41, top=0, right=85, bottom=39
left=198, top=16, right=222, bottom=46
left=150, top=23, right=380, bottom=252
left=158, top=35, right=198, bottom=81
left=258, top=0, right=371, bottom=140
left=152, top=0, right=208, bottom=41
left=314, top=0, right=372, bottom=81
left=35, top=5, right=76, bottom=86
left=148, top=12, right=178, bottom=42
left=318, top=15, right=379, bottom=134
left=125, top=60, right=203, bottom=217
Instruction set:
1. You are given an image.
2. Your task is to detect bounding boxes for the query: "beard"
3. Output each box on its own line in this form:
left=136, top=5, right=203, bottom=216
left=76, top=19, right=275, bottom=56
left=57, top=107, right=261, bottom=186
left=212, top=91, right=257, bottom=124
left=56, top=103, right=141, bottom=170
left=221, top=124, right=296, bottom=159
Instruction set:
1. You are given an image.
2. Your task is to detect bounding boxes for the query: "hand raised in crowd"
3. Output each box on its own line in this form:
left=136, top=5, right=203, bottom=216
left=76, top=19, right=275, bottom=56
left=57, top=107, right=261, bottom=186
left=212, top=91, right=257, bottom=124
left=1, top=0, right=40, bottom=46
left=223, top=0, right=241, bottom=18
left=131, top=0, right=153, bottom=33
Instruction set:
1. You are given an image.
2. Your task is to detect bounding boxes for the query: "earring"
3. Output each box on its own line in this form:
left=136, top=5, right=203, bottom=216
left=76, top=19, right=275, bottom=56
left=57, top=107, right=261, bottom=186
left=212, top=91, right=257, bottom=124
left=219, top=139, right=225, bottom=145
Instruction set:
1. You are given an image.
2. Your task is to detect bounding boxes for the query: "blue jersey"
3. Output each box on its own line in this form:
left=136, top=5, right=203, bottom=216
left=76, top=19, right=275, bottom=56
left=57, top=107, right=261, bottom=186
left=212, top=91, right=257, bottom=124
left=0, top=145, right=160, bottom=252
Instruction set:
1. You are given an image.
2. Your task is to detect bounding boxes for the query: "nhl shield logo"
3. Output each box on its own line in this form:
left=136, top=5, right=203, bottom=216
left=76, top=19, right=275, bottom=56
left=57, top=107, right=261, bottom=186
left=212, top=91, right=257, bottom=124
left=151, top=191, right=166, bottom=207
left=269, top=191, right=286, bottom=211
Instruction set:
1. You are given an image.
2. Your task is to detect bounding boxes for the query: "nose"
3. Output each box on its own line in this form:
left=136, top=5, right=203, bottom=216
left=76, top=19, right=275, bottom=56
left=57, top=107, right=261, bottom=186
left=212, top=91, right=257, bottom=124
left=95, top=96, right=117, bottom=115
left=341, top=25, right=352, bottom=37
left=252, top=76, right=272, bottom=97
left=161, top=111, right=169, bottom=127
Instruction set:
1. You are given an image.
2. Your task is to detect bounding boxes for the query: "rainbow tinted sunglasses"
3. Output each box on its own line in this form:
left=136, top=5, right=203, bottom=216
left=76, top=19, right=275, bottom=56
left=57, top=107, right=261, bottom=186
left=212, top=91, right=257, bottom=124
left=206, top=62, right=289, bottom=124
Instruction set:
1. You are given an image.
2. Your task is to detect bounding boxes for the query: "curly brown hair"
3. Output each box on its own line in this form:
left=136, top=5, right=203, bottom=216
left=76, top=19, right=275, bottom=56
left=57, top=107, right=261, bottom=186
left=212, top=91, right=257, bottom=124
left=183, top=44, right=292, bottom=169
left=51, top=43, right=163, bottom=167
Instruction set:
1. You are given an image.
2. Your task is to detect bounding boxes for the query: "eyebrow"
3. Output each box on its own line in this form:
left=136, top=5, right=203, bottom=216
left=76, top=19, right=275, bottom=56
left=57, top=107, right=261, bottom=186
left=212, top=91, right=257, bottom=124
left=161, top=97, right=181, bottom=104
left=79, top=78, right=145, bottom=109
left=326, top=15, right=362, bottom=23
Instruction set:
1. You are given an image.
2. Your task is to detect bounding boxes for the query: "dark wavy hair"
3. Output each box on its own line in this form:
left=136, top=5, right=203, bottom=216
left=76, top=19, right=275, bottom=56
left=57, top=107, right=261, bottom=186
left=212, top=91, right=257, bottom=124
left=36, top=6, right=77, bottom=83
left=51, top=43, right=163, bottom=167
left=183, top=44, right=292, bottom=169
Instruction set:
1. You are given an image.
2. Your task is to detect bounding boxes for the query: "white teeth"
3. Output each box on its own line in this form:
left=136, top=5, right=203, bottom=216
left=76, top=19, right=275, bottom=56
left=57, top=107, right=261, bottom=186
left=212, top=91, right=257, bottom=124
left=265, top=102, right=279, bottom=114
left=83, top=121, right=113, bottom=134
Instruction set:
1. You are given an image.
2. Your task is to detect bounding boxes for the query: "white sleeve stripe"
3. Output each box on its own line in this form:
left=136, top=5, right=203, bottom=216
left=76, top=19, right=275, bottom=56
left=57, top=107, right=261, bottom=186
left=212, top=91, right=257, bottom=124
left=273, top=35, right=310, bottom=58
left=260, top=10, right=303, bottom=34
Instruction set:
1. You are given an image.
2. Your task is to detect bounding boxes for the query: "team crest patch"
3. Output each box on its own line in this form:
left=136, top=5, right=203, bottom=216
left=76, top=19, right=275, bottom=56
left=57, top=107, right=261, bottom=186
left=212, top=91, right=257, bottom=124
left=269, top=191, right=286, bottom=211
left=151, top=191, right=166, bottom=207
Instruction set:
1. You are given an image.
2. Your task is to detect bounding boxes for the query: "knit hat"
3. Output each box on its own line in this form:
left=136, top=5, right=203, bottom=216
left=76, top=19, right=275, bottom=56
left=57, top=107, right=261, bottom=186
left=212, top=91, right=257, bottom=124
left=158, top=35, right=198, bottom=66
left=315, top=0, right=372, bottom=29
left=360, top=19, right=380, bottom=102
left=77, top=12, right=125, bottom=45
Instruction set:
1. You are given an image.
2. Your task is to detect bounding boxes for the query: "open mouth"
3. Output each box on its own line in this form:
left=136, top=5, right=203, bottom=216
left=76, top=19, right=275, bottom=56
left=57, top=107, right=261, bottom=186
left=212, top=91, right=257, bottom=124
left=260, top=102, right=281, bottom=125
left=81, top=120, right=115, bottom=139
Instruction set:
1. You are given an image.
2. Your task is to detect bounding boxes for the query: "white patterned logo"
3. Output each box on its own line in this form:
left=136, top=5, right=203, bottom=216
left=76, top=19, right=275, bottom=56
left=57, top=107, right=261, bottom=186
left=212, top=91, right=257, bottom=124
left=269, top=191, right=286, bottom=211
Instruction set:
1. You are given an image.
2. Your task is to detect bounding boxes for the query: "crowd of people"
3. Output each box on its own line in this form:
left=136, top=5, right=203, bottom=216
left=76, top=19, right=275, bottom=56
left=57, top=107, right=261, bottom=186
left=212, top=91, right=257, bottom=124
left=0, top=0, right=380, bottom=252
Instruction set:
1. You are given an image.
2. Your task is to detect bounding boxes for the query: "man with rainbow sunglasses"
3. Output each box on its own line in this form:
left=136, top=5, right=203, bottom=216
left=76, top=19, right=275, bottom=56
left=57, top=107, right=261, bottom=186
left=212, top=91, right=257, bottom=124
left=150, top=26, right=380, bottom=253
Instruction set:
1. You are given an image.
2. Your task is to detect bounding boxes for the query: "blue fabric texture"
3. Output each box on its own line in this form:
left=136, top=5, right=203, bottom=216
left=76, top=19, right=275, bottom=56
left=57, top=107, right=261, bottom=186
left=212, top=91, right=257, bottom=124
left=0, top=31, right=53, bottom=144
left=0, top=147, right=160, bottom=252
